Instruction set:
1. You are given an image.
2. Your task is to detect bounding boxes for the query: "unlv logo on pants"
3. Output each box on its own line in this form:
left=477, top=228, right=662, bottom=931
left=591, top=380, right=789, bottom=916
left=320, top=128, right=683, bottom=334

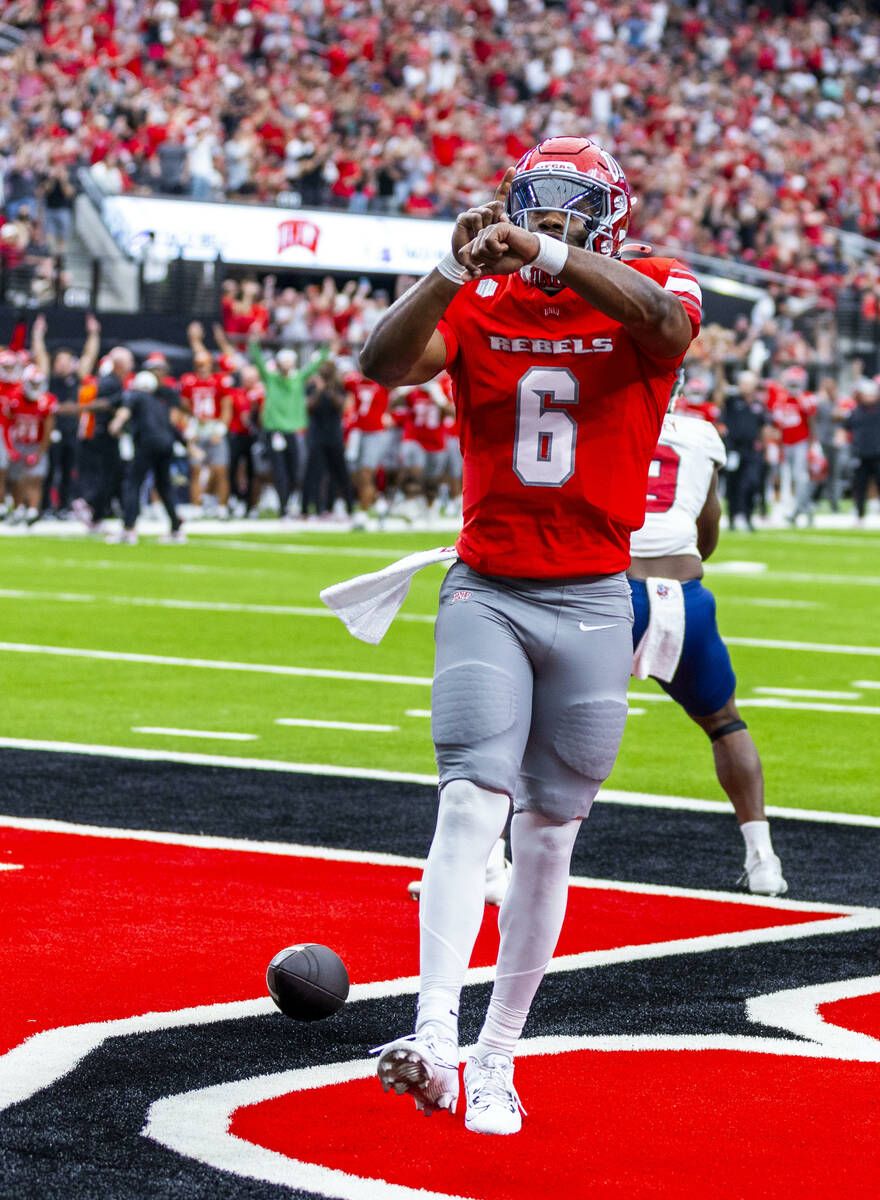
left=1, top=755, right=879, bottom=1198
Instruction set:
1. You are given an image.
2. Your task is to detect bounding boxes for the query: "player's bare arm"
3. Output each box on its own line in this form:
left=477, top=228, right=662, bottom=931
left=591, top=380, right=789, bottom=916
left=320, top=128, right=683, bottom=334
left=458, top=220, right=691, bottom=359
left=695, top=468, right=722, bottom=560
left=359, top=171, right=516, bottom=387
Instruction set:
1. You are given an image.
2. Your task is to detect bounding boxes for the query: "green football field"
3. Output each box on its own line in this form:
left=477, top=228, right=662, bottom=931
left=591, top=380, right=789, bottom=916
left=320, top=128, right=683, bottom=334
left=1, top=526, right=878, bottom=816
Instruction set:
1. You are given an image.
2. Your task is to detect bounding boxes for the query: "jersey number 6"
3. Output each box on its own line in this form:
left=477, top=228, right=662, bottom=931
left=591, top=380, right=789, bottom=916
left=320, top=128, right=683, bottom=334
left=513, top=366, right=579, bottom=487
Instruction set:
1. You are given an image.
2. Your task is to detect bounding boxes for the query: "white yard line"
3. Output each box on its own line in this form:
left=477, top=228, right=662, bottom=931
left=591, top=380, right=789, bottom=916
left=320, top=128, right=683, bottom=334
left=854, top=680, right=880, bottom=689
left=1, top=738, right=879, bottom=827
left=0, top=588, right=435, bottom=623
left=726, top=636, right=880, bottom=656
left=0, top=643, right=433, bottom=686
left=275, top=718, right=398, bottom=732
left=738, top=699, right=880, bottom=715
left=131, top=727, right=258, bottom=741
left=754, top=687, right=862, bottom=699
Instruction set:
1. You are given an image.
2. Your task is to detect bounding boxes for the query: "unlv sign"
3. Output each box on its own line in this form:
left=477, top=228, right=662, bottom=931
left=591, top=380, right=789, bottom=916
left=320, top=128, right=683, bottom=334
left=102, top=195, right=453, bottom=275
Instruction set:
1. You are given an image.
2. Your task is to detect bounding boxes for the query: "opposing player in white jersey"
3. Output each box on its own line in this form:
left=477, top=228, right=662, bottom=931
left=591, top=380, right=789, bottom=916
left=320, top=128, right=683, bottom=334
left=629, top=409, right=787, bottom=895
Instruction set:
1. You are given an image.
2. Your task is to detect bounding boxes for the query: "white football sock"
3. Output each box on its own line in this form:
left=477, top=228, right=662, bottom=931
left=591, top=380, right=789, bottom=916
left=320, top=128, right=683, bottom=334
left=474, top=809, right=581, bottom=1061
left=741, top=819, right=774, bottom=860
left=416, top=780, right=510, bottom=1042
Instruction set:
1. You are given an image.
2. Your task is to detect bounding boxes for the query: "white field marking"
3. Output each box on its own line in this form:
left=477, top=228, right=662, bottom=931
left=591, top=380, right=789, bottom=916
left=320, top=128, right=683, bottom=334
left=275, top=718, right=398, bottom=733
left=754, top=687, right=862, bottom=700
left=0, top=864, right=23, bottom=871
left=626, top=708, right=646, bottom=715
left=131, top=727, right=258, bottom=742
left=729, top=598, right=822, bottom=609
left=736, top=571, right=880, bottom=587
left=1, top=554, right=269, bottom=577
left=193, top=538, right=450, bottom=562
left=855, top=680, right=880, bottom=689
left=738, top=699, right=880, bottom=715
left=1, top=811, right=875, bottom=1118
left=727, top=636, right=880, bottom=657
left=3, top=738, right=880, bottom=827
left=704, top=561, right=768, bottom=574
left=0, top=739, right=440, bottom=786
left=144, top=976, right=880, bottom=1199
left=0, top=643, right=433, bottom=687
left=404, top=709, right=432, bottom=718
left=0, top=588, right=437, bottom=624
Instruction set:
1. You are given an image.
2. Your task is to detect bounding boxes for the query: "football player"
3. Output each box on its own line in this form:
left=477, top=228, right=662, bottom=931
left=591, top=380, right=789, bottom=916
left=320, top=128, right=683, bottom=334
left=4, top=363, right=57, bottom=524
left=629, top=406, right=786, bottom=895
left=361, top=137, right=700, bottom=1135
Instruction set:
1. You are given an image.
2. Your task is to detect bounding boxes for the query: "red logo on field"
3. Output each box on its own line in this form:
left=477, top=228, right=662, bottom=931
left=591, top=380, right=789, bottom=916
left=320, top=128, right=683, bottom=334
left=278, top=219, right=320, bottom=256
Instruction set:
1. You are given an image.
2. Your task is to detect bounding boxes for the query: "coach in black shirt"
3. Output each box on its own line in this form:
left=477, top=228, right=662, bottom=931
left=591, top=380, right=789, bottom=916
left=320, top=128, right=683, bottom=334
left=108, top=371, right=185, bottom=541
left=847, top=378, right=880, bottom=523
left=723, top=370, right=769, bottom=531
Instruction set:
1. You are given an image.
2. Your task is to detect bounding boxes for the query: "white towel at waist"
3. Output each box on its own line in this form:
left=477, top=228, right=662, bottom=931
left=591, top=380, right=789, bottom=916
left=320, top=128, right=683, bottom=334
left=631, top=577, right=685, bottom=682
left=320, top=546, right=458, bottom=644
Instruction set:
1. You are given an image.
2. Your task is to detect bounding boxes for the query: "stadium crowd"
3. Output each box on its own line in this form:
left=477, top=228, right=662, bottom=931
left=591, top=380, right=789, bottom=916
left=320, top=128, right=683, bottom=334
left=1, top=0, right=880, bottom=295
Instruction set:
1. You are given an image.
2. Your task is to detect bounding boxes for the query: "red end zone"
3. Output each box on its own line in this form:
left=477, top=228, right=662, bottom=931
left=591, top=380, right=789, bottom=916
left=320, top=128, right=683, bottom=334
left=231, top=1028, right=880, bottom=1199
left=0, top=824, right=842, bottom=1055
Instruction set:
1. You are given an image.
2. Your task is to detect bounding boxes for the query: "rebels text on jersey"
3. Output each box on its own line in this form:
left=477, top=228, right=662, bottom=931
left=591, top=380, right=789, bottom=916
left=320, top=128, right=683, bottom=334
left=630, top=412, right=726, bottom=560
left=438, top=258, right=702, bottom=577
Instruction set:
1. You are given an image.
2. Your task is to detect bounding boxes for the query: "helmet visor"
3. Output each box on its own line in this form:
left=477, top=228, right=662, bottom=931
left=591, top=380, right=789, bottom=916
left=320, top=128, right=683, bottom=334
left=509, top=172, right=608, bottom=230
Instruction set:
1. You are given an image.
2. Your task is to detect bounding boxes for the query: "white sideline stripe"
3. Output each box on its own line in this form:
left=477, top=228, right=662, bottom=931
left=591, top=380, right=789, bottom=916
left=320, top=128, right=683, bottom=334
left=738, top=699, right=880, bottom=715
left=0, top=643, right=433, bottom=687
left=0, top=739, right=440, bottom=785
left=0, top=589, right=436, bottom=624
left=0, top=814, right=858, bottom=915
left=131, top=727, right=258, bottom=742
left=2, top=739, right=880, bottom=827
left=275, top=719, right=398, bottom=732
left=754, top=687, right=862, bottom=699
left=143, top=976, right=880, bottom=1198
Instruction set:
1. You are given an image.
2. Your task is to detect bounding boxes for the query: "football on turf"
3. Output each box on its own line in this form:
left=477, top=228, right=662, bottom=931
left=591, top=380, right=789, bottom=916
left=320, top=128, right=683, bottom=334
left=266, top=943, right=350, bottom=1021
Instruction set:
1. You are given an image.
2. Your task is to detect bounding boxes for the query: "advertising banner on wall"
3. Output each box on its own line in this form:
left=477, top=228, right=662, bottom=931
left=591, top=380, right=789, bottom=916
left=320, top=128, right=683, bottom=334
left=101, top=196, right=454, bottom=276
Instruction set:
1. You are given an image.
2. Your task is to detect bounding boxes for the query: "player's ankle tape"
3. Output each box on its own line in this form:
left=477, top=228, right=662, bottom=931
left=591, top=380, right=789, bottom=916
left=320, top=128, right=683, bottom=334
left=530, top=233, right=569, bottom=276
left=435, top=251, right=465, bottom=285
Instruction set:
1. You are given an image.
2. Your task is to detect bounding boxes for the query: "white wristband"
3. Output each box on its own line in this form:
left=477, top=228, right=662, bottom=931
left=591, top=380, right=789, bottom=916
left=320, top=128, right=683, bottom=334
left=530, top=232, right=569, bottom=276
left=435, top=250, right=465, bottom=285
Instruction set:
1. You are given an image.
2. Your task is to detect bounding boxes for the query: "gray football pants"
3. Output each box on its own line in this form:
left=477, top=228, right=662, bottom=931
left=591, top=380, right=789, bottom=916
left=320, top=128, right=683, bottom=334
left=432, top=561, right=634, bottom=822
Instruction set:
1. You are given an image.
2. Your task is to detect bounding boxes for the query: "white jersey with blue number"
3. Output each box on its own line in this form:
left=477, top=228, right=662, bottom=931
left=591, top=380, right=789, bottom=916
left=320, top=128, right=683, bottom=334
left=630, top=413, right=727, bottom=560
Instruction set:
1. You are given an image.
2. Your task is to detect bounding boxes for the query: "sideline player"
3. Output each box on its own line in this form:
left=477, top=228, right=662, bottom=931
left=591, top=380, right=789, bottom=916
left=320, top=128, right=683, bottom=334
left=629, top=403, right=786, bottom=895
left=360, top=137, right=700, bottom=1135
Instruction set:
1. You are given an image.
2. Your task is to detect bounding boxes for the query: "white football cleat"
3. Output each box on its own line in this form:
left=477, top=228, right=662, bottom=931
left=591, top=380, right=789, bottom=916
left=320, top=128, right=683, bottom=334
left=372, top=1025, right=459, bottom=1116
left=464, top=1052, right=526, bottom=1135
left=740, top=851, right=788, bottom=896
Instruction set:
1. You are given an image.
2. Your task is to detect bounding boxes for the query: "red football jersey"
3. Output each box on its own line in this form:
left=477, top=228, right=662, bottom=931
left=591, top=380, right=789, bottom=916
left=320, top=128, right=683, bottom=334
left=344, top=371, right=390, bottom=434
left=399, top=386, right=447, bottom=452
left=438, top=258, right=701, bottom=578
left=4, top=391, right=57, bottom=449
left=179, top=372, right=231, bottom=422
left=766, top=382, right=815, bottom=445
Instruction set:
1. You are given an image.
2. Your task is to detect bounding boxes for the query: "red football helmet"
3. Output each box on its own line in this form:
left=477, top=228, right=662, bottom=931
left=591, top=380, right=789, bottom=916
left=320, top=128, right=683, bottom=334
left=21, top=363, right=47, bottom=399
left=0, top=349, right=21, bottom=382
left=507, top=137, right=632, bottom=257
